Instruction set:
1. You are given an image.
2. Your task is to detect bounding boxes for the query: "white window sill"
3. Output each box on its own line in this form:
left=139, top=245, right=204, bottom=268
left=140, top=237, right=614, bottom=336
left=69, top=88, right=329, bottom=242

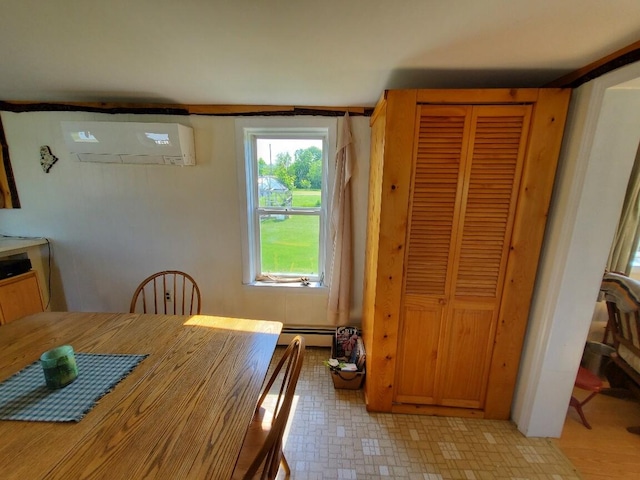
left=243, top=281, right=328, bottom=293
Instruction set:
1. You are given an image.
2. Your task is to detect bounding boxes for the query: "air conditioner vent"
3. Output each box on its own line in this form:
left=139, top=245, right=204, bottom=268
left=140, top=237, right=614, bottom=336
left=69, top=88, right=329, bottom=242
left=61, top=121, right=196, bottom=166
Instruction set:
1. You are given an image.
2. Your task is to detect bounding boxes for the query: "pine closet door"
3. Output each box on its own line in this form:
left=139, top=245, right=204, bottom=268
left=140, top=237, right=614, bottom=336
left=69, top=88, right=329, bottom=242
left=394, top=104, right=532, bottom=409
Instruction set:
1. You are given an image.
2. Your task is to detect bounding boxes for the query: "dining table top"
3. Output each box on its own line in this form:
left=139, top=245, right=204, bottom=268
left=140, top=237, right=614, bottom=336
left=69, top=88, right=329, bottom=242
left=0, top=311, right=283, bottom=479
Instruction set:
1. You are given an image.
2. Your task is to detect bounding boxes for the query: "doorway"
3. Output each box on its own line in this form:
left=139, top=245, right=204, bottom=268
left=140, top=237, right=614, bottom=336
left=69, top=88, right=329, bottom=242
left=512, top=60, right=640, bottom=438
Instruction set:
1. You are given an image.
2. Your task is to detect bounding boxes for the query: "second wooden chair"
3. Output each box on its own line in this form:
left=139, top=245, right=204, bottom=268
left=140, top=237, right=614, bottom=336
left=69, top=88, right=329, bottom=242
left=129, top=270, right=201, bottom=315
left=232, top=335, right=305, bottom=480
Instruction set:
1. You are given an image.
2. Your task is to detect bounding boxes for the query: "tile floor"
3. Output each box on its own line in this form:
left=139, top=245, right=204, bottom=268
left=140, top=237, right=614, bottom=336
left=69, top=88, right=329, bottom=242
left=271, top=347, right=581, bottom=480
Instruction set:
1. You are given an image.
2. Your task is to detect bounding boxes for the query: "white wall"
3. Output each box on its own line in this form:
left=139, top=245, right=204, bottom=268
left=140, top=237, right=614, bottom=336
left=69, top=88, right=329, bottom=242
left=0, top=111, right=370, bottom=329
left=512, top=62, right=640, bottom=437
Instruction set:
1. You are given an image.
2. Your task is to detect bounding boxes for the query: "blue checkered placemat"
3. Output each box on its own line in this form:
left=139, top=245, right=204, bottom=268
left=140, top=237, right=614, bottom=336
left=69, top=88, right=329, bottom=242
left=0, top=353, right=148, bottom=422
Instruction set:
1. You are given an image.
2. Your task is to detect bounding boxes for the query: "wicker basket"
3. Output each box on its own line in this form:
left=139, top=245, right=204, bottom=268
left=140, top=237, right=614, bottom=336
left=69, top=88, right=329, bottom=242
left=330, top=327, right=365, bottom=389
left=330, top=368, right=365, bottom=390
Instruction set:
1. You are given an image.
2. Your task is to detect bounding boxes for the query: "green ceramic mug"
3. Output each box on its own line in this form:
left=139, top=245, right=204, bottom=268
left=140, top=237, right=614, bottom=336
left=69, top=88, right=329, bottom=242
left=40, top=345, right=78, bottom=389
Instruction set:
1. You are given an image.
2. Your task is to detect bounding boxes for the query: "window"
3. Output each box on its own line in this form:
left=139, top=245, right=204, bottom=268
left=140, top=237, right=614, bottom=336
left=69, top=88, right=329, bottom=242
left=236, top=118, right=337, bottom=286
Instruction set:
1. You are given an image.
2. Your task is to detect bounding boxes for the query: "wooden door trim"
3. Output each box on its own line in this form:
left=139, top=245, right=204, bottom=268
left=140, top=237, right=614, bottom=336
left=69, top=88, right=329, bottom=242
left=363, top=89, right=418, bottom=412
left=416, top=89, right=540, bottom=105
left=484, top=88, right=572, bottom=418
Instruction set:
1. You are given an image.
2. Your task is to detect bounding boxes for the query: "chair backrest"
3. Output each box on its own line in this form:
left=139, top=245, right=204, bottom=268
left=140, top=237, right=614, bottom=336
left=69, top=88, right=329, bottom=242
left=243, top=336, right=305, bottom=480
left=606, top=300, right=640, bottom=377
left=601, top=271, right=640, bottom=384
left=129, top=270, right=201, bottom=315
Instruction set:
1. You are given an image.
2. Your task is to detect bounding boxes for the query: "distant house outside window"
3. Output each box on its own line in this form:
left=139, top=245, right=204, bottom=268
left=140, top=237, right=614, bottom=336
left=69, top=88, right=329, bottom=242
left=236, top=118, right=337, bottom=286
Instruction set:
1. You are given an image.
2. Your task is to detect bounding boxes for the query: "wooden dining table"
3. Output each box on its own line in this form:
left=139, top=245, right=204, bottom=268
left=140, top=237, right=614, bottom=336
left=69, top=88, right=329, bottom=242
left=0, top=311, right=282, bottom=479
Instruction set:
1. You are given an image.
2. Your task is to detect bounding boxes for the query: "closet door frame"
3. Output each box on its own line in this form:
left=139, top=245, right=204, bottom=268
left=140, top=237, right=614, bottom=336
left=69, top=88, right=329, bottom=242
left=363, top=88, right=571, bottom=419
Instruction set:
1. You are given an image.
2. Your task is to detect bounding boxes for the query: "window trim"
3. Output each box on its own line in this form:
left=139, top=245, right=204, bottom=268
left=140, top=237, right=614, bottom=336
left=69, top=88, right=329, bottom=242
left=235, top=117, right=337, bottom=286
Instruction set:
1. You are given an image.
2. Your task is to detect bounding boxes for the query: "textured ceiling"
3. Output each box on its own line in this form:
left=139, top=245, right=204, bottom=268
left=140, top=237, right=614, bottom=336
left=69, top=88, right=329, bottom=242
left=1, top=0, right=639, bottom=107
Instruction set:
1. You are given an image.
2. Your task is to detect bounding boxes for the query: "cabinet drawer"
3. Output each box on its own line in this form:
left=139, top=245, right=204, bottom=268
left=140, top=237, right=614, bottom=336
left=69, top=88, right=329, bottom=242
left=0, top=271, right=44, bottom=325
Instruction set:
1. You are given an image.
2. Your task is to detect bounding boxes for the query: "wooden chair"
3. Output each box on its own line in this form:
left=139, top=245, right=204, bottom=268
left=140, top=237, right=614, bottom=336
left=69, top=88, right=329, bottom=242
left=600, top=271, right=640, bottom=434
left=129, top=270, right=201, bottom=315
left=232, top=336, right=305, bottom=480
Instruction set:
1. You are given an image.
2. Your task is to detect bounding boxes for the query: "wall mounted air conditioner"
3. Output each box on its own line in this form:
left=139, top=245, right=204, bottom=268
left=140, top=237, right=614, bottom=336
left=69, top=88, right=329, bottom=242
left=61, top=121, right=196, bottom=165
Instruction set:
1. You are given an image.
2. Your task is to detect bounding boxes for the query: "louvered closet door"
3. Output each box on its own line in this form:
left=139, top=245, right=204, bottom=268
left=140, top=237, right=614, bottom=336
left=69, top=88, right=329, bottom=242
left=394, top=104, right=532, bottom=409
left=394, top=106, right=471, bottom=405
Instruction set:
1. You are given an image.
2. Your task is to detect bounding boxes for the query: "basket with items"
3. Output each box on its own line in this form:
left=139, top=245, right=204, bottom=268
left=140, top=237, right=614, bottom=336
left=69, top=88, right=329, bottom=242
left=324, top=326, right=366, bottom=389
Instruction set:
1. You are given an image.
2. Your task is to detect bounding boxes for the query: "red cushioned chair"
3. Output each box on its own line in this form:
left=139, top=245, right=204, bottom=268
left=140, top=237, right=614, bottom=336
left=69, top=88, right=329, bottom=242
left=570, top=366, right=603, bottom=429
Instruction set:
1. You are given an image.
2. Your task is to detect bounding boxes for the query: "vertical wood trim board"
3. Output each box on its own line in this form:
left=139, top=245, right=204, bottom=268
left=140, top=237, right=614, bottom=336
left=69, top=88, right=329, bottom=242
left=484, top=88, right=572, bottom=418
left=364, top=89, right=417, bottom=412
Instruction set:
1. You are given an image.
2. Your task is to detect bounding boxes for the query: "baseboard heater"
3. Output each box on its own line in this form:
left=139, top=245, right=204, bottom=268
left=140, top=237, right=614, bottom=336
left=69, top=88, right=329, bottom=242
left=279, top=326, right=334, bottom=347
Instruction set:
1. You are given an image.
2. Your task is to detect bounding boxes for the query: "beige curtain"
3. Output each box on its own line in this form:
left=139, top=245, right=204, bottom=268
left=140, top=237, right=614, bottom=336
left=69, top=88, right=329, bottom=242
left=327, top=113, right=353, bottom=325
left=607, top=145, right=640, bottom=274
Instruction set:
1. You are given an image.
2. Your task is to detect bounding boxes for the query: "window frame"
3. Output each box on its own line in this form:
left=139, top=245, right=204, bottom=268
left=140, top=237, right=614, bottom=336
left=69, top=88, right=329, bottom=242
left=235, top=117, right=337, bottom=287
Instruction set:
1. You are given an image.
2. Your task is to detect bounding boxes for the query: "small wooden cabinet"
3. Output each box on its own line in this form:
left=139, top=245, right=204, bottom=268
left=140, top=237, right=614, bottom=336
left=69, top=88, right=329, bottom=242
left=0, top=271, right=44, bottom=325
left=362, top=88, right=571, bottom=419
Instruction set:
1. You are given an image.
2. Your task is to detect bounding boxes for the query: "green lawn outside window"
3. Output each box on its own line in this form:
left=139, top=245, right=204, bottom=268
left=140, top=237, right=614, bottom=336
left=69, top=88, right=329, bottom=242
left=260, top=189, right=321, bottom=275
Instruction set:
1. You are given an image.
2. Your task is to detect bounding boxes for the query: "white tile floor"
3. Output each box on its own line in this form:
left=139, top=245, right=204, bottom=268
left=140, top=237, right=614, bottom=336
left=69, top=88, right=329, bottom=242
left=271, top=347, right=581, bottom=480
